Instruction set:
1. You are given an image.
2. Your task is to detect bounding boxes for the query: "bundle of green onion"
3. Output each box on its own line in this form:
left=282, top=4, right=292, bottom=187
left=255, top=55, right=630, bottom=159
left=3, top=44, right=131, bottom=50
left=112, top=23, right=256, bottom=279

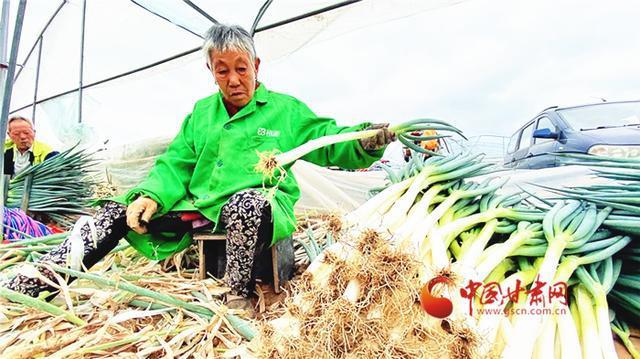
left=255, top=150, right=640, bottom=358
left=5, top=145, right=98, bottom=228
left=255, top=118, right=465, bottom=178
left=542, top=153, right=640, bottom=357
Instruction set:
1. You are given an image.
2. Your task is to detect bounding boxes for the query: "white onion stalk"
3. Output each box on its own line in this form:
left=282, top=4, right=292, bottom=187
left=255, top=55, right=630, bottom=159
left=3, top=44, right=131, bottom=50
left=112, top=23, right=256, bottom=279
left=380, top=154, right=482, bottom=232
left=557, top=302, right=583, bottom=359
left=505, top=234, right=629, bottom=358
left=574, top=285, right=602, bottom=359
left=391, top=184, right=444, bottom=243
left=455, top=219, right=498, bottom=269
left=493, top=317, right=514, bottom=355
left=342, top=278, right=361, bottom=303
left=546, top=237, right=629, bottom=354
left=344, top=177, right=414, bottom=228
left=406, top=186, right=471, bottom=247
left=380, top=163, right=438, bottom=231
left=256, top=119, right=464, bottom=178
left=427, top=206, right=536, bottom=269
left=279, top=130, right=380, bottom=166
left=474, top=222, right=543, bottom=281
left=476, top=264, right=538, bottom=357
left=502, top=202, right=609, bottom=358
left=575, top=259, right=620, bottom=359
left=533, top=316, right=557, bottom=359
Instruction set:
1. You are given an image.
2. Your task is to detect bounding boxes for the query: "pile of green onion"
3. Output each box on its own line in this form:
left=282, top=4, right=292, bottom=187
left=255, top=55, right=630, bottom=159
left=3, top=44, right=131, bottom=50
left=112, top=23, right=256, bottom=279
left=6, top=146, right=98, bottom=228
left=3, top=134, right=640, bottom=357
left=259, top=150, right=640, bottom=358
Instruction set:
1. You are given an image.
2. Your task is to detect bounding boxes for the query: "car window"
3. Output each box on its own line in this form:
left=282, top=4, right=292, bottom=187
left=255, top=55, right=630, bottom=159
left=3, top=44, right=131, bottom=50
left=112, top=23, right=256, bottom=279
left=518, top=122, right=534, bottom=150
left=507, top=130, right=520, bottom=153
left=558, top=101, right=640, bottom=130
left=534, top=117, right=556, bottom=144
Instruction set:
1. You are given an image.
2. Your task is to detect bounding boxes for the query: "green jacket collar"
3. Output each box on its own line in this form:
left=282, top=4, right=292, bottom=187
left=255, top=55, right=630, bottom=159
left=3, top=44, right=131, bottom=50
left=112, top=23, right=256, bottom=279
left=254, top=83, right=268, bottom=105
left=219, top=83, right=269, bottom=123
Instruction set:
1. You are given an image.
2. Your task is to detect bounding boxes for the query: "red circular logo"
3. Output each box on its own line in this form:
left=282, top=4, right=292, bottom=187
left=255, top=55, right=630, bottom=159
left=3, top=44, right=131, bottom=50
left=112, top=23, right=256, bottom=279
left=419, top=276, right=454, bottom=318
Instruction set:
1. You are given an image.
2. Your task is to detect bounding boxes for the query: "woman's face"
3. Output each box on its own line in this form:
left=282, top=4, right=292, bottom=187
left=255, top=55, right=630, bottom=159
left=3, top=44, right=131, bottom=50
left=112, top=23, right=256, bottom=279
left=209, top=49, right=261, bottom=108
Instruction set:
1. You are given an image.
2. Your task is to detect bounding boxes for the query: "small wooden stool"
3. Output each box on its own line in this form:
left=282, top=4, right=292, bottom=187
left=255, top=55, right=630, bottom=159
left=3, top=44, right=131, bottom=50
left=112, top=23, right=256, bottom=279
left=194, top=232, right=294, bottom=294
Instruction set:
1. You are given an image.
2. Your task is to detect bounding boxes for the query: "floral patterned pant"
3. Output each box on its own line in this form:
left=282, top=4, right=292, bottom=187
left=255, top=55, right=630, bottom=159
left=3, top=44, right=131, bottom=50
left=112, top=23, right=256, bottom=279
left=4, top=190, right=272, bottom=299
left=220, top=189, right=272, bottom=297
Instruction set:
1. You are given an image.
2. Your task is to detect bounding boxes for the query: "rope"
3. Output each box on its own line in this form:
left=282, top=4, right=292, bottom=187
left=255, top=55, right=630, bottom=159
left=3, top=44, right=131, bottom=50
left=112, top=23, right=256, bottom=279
left=2, top=207, right=52, bottom=242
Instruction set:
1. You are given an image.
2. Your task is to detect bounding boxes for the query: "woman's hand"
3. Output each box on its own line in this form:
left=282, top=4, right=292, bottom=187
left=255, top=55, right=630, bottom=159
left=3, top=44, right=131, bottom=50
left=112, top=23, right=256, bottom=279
left=126, top=196, right=158, bottom=234
left=359, top=123, right=396, bottom=151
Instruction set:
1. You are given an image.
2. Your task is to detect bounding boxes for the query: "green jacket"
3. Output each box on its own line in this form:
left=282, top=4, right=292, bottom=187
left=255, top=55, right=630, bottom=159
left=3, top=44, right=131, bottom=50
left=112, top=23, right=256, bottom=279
left=114, top=84, right=384, bottom=259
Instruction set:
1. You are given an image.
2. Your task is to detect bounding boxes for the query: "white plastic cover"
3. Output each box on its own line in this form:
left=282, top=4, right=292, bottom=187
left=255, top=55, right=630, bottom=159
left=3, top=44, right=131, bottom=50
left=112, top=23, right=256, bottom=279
left=479, top=165, right=609, bottom=197
left=6, top=0, right=467, bottom=149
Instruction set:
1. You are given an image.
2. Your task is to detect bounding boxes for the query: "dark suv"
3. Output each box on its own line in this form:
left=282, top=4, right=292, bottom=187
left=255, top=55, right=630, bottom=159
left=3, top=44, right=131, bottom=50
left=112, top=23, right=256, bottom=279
left=504, top=100, right=640, bottom=169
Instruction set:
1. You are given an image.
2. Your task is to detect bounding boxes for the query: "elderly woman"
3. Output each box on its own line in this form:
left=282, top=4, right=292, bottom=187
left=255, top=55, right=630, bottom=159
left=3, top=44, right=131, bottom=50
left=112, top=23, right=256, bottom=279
left=4, top=24, right=393, bottom=311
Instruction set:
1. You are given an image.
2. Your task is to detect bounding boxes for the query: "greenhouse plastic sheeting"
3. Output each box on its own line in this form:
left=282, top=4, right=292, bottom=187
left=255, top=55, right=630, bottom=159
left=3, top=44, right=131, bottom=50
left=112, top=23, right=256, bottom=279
left=101, top=136, right=172, bottom=190
left=6, top=0, right=467, bottom=150
left=479, top=165, right=609, bottom=197
left=292, top=161, right=386, bottom=212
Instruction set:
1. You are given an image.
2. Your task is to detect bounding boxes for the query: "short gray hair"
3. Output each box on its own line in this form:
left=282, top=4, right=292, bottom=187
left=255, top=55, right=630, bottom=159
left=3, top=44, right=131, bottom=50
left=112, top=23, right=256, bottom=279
left=8, top=115, right=34, bottom=130
left=202, top=24, right=256, bottom=66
